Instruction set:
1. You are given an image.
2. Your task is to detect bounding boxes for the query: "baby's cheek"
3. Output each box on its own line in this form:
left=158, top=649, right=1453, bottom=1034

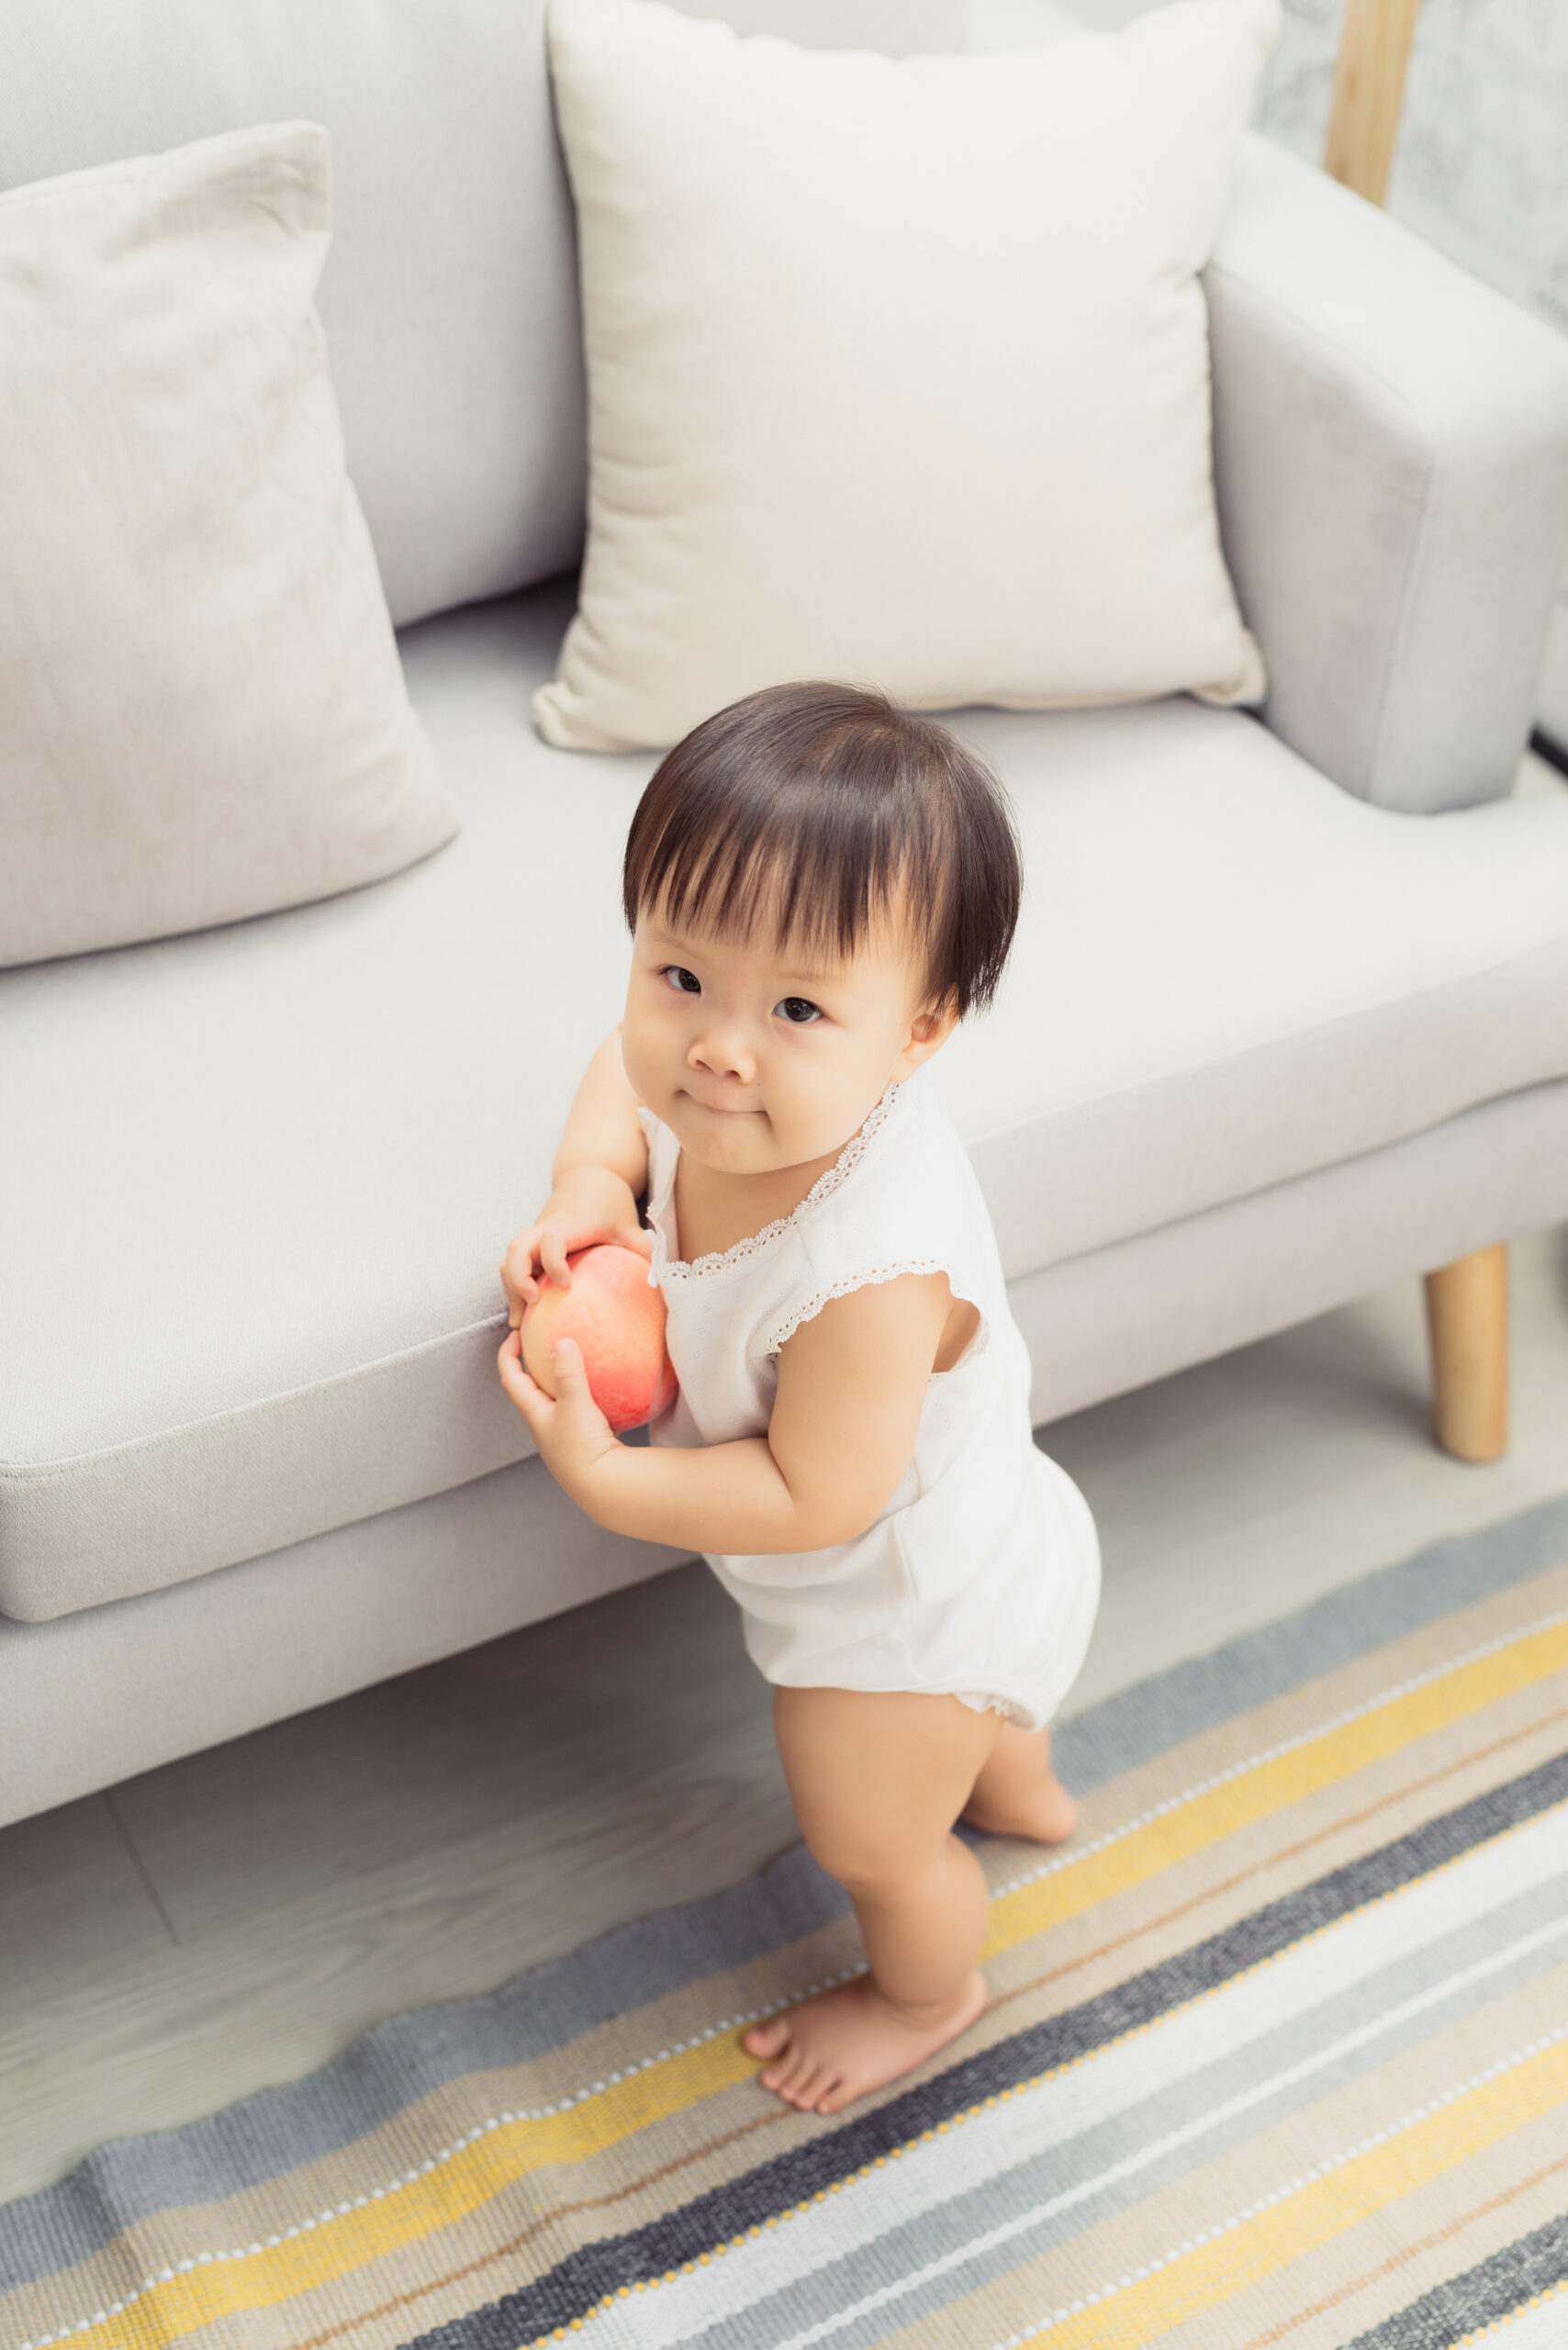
left=619, top=1015, right=669, bottom=1109
left=779, top=1067, right=879, bottom=1169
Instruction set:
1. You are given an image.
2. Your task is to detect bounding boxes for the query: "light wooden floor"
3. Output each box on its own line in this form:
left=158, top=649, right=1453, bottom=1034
left=3, top=1220, right=1566, bottom=2200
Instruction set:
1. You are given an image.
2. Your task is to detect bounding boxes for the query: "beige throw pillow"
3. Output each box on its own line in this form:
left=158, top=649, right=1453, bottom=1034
left=536, top=0, right=1275, bottom=753
left=0, top=122, right=458, bottom=968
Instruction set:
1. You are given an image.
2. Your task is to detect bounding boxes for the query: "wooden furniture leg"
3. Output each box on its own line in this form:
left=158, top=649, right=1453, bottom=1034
left=1323, top=0, right=1423, bottom=207
left=1424, top=1245, right=1509, bottom=1461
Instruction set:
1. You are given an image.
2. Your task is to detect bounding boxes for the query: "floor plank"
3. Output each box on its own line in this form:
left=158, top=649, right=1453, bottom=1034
left=1, top=1228, right=1565, bottom=2199
left=0, top=1794, right=174, bottom=2006
left=111, top=1560, right=777, bottom=1938
left=0, top=1701, right=794, bottom=2196
left=1055, top=1225, right=1568, bottom=1708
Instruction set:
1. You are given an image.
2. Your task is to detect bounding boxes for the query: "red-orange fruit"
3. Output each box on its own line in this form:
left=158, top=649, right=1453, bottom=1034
left=521, top=1243, right=678, bottom=1433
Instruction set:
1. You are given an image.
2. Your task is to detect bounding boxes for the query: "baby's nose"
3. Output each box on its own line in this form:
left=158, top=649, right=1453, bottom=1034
left=690, top=1026, right=756, bottom=1085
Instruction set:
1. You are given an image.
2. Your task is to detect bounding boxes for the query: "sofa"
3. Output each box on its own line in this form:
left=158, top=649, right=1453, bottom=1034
left=5, top=0, right=1568, bottom=1832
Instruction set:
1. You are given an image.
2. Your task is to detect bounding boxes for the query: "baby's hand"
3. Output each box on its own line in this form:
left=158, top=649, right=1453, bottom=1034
left=500, top=1168, right=653, bottom=1327
left=497, top=1332, right=623, bottom=1505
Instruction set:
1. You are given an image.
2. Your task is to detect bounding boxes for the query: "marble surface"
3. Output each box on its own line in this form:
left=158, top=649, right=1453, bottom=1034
left=1058, top=0, right=1568, bottom=699
left=1256, top=0, right=1568, bottom=330
left=1006, top=0, right=1568, bottom=337
left=1254, top=0, right=1568, bottom=674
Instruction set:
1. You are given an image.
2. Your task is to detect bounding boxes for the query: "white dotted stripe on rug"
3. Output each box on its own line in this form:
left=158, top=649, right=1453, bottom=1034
left=973, top=2030, right=1568, bottom=2350
left=1456, top=2279, right=1568, bottom=2345
left=991, top=1606, right=1568, bottom=1904
left=554, top=1811, right=1568, bottom=2350
left=9, top=1972, right=865, bottom=2350
left=14, top=1605, right=1565, bottom=2350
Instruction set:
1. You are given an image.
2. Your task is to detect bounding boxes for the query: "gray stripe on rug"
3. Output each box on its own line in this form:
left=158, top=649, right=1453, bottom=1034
left=672, top=1866, right=1568, bottom=2350
left=1342, top=2209, right=1568, bottom=2349
left=4, top=1492, right=1564, bottom=2290
left=396, top=1757, right=1568, bottom=2350
left=0, top=1843, right=845, bottom=2291
left=1055, top=1488, right=1568, bottom=1794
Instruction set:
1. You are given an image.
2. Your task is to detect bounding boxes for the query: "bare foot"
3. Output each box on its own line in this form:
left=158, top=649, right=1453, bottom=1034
left=743, top=1969, right=987, bottom=2114
left=962, top=1771, right=1078, bottom=1846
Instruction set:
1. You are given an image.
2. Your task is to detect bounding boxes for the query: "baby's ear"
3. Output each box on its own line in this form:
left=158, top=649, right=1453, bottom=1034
left=905, top=997, right=960, bottom=1061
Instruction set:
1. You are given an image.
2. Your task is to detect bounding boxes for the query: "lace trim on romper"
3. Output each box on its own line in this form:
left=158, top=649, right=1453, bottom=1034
left=766, top=1259, right=958, bottom=1355
left=645, top=1082, right=978, bottom=1355
left=652, top=1080, right=901, bottom=1282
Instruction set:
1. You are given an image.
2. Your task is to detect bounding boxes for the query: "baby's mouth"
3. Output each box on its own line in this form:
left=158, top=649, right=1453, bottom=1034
left=680, top=1085, right=762, bottom=1118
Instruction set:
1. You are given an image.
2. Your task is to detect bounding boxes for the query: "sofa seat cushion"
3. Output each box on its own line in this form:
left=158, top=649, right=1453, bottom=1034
left=948, top=701, right=1568, bottom=1281
left=4, top=581, right=1568, bottom=1621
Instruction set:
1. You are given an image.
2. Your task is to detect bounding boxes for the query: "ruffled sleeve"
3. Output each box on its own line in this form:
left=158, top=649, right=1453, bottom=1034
left=759, top=1069, right=996, bottom=1362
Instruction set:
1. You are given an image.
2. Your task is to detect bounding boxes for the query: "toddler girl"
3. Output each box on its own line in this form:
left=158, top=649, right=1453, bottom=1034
left=498, top=681, right=1100, bottom=2115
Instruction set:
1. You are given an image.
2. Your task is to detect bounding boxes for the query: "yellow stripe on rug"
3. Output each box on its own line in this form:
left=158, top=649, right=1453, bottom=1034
left=84, top=2030, right=756, bottom=2350
left=983, top=1617, right=1568, bottom=1958
left=1003, top=2031, right=1568, bottom=2349
left=77, top=1615, right=1568, bottom=2350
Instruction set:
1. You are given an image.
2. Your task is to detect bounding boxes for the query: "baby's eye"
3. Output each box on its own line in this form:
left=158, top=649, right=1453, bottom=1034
left=776, top=996, right=823, bottom=1025
left=662, top=966, right=701, bottom=995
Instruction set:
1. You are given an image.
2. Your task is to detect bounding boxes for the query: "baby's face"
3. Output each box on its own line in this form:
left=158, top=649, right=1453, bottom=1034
left=622, top=906, right=952, bottom=1178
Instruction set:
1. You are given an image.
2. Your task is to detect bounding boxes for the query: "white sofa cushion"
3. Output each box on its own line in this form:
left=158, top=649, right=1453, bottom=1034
left=0, top=121, right=458, bottom=969
left=4, top=581, right=1568, bottom=1619
left=533, top=0, right=1271, bottom=751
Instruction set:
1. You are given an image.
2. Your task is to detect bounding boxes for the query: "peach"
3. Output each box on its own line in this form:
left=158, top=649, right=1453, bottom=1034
left=521, top=1243, right=678, bottom=1433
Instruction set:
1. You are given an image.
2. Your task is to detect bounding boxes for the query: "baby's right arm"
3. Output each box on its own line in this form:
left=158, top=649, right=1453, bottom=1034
left=499, top=1027, right=652, bottom=1326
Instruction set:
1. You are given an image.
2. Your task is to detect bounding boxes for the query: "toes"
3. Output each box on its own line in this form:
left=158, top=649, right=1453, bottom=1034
left=789, top=2066, right=829, bottom=2110
left=761, top=2044, right=807, bottom=2094
left=763, top=2050, right=822, bottom=2108
left=778, top=2056, right=818, bottom=2106
left=745, top=2018, right=790, bottom=2060
left=812, top=2075, right=850, bottom=2114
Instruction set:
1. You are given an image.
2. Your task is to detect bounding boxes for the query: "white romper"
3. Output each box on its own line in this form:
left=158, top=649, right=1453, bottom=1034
left=640, top=1063, right=1100, bottom=1733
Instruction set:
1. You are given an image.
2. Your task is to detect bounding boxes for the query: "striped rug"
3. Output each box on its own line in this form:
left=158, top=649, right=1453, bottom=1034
left=6, top=1495, right=1568, bottom=2350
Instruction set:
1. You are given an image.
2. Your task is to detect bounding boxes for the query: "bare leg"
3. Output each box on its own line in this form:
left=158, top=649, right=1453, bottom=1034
left=744, top=1687, right=999, bottom=2114
left=961, top=1720, right=1078, bottom=1845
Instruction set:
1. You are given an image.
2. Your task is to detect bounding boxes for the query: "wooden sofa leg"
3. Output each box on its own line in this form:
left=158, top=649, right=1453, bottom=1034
left=1424, top=1245, right=1509, bottom=1461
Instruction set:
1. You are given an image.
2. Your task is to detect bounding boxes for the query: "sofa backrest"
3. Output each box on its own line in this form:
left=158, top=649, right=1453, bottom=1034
left=0, top=0, right=583, bottom=630
left=0, top=0, right=966, bottom=630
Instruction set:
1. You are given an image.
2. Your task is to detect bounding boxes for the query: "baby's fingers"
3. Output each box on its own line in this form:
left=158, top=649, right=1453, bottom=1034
left=548, top=1337, right=608, bottom=1432
left=498, top=1329, right=549, bottom=1427
left=539, top=1229, right=574, bottom=1290
left=500, top=1236, right=544, bottom=1319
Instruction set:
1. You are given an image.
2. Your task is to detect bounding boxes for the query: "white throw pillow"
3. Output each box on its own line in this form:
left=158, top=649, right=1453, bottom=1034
left=535, top=0, right=1275, bottom=753
left=0, top=122, right=458, bottom=969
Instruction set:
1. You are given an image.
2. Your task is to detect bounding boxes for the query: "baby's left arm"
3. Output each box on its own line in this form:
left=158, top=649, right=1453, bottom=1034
left=498, top=1272, right=955, bottom=1554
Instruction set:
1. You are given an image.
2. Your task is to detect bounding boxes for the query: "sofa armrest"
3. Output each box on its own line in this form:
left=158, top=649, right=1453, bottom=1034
left=1207, top=135, right=1568, bottom=812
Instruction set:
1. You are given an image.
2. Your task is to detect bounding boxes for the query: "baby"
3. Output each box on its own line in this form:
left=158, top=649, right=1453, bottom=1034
left=498, top=680, right=1101, bottom=2116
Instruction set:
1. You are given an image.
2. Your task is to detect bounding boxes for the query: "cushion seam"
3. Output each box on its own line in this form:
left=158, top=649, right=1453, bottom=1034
left=0, top=1309, right=511, bottom=1482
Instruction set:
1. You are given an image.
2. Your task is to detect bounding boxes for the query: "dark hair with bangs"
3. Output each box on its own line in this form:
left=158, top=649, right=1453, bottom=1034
left=622, top=682, right=1022, bottom=1016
